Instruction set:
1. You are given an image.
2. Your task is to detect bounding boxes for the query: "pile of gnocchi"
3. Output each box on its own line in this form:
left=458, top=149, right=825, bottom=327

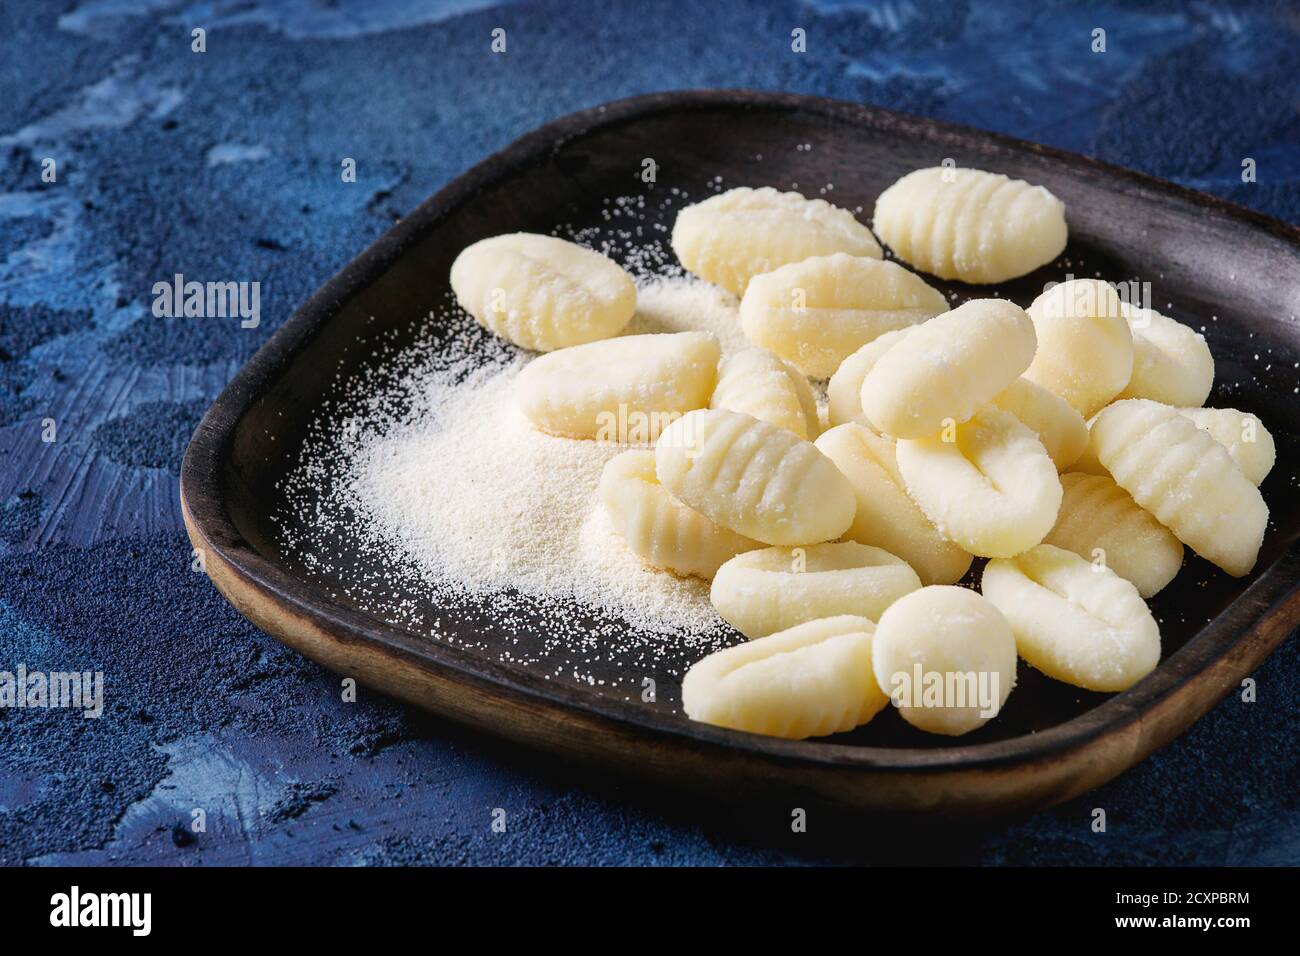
left=448, top=165, right=1274, bottom=741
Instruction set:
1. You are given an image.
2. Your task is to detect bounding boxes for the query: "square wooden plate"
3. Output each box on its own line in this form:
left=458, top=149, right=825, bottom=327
left=181, top=91, right=1300, bottom=817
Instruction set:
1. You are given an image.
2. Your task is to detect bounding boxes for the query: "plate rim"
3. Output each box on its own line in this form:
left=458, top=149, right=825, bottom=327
left=180, top=88, right=1300, bottom=784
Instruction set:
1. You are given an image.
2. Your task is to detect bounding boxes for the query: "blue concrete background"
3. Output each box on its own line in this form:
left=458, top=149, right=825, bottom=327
left=1, top=0, right=1298, bottom=866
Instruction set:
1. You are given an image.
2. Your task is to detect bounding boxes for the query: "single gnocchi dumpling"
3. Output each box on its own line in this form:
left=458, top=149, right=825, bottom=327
left=671, top=186, right=881, bottom=296
left=710, top=541, right=921, bottom=638
left=871, top=586, right=1017, bottom=736
left=738, top=253, right=947, bottom=377
left=860, top=299, right=1037, bottom=440
left=872, top=166, right=1068, bottom=284
left=1024, top=279, right=1134, bottom=417
left=599, top=450, right=761, bottom=579
left=1176, top=406, right=1275, bottom=486
left=1044, top=472, right=1183, bottom=598
left=516, top=331, right=720, bottom=440
left=982, top=544, right=1160, bottom=693
left=826, top=327, right=913, bottom=430
left=681, top=615, right=888, bottom=739
left=989, top=377, right=1089, bottom=471
left=1090, top=399, right=1268, bottom=577
left=815, top=423, right=973, bottom=585
left=1115, top=303, right=1214, bottom=407
left=710, top=347, right=819, bottom=440
left=655, top=408, right=856, bottom=546
left=896, top=408, right=1063, bottom=558
left=450, top=233, right=636, bottom=351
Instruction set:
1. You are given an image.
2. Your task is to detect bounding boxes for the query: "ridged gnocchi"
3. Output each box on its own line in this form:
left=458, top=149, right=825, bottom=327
left=1177, top=406, right=1276, bottom=486
left=982, top=545, right=1160, bottom=692
left=710, top=347, right=819, bottom=440
left=671, top=186, right=881, bottom=296
left=895, top=408, right=1063, bottom=558
left=860, top=299, right=1037, bottom=439
left=655, top=408, right=856, bottom=546
left=872, top=586, right=1017, bottom=736
left=516, top=331, right=720, bottom=439
left=738, top=253, right=947, bottom=377
left=1115, top=303, right=1215, bottom=407
left=826, top=327, right=912, bottom=430
left=1090, top=399, right=1268, bottom=577
left=1043, top=473, right=1183, bottom=598
left=681, top=615, right=888, bottom=739
left=872, top=167, right=1068, bottom=284
left=815, top=423, right=973, bottom=585
left=1024, top=279, right=1134, bottom=417
left=988, top=377, right=1089, bottom=471
left=710, top=541, right=921, bottom=638
left=450, top=233, right=636, bottom=351
left=599, top=450, right=760, bottom=579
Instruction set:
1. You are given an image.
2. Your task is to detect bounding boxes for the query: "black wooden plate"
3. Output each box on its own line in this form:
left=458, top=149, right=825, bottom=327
left=181, top=90, right=1300, bottom=816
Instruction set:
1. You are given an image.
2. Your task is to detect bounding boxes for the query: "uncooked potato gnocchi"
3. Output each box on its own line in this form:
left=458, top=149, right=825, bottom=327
left=450, top=233, right=636, bottom=351
left=872, top=166, right=1068, bottom=283
left=860, top=298, right=1037, bottom=439
left=1115, top=303, right=1215, bottom=407
left=655, top=408, right=856, bottom=546
left=1024, top=279, right=1134, bottom=417
left=1176, top=406, right=1275, bottom=486
left=738, top=253, right=947, bottom=377
left=681, top=615, right=888, bottom=739
left=988, top=377, right=1089, bottom=471
left=710, top=541, right=921, bottom=638
left=1043, top=473, right=1183, bottom=598
left=671, top=186, right=881, bottom=296
left=516, top=331, right=720, bottom=439
left=1089, top=399, right=1268, bottom=577
left=710, top=347, right=819, bottom=440
left=815, top=423, right=973, bottom=586
left=826, top=327, right=912, bottom=430
left=982, top=545, right=1160, bottom=693
left=599, top=450, right=760, bottom=579
left=895, top=408, right=1063, bottom=558
left=872, top=586, right=1017, bottom=736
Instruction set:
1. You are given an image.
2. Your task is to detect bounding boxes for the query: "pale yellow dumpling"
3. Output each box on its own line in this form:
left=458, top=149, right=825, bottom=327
left=988, top=377, right=1089, bottom=471
left=709, top=347, right=819, bottom=439
left=1115, top=303, right=1214, bottom=407
left=450, top=233, right=635, bottom=351
left=1176, top=406, right=1275, bottom=486
left=825, top=327, right=913, bottom=430
left=671, top=186, right=881, bottom=296
left=710, top=541, right=921, bottom=638
left=982, top=545, right=1160, bottom=693
left=681, top=616, right=888, bottom=739
left=738, top=253, right=946, bottom=377
left=1024, top=279, right=1134, bottom=417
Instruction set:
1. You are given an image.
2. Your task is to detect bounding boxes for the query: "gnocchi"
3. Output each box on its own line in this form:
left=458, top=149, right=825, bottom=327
left=1089, top=399, right=1268, bottom=577
left=1115, top=303, right=1215, bottom=407
left=681, top=615, right=888, bottom=739
left=516, top=331, right=720, bottom=439
left=671, top=186, right=882, bottom=296
left=815, top=423, right=973, bottom=585
left=738, top=253, right=947, bottom=377
left=982, top=544, right=1160, bottom=692
left=1024, top=279, right=1134, bottom=417
left=988, top=377, right=1089, bottom=471
left=826, top=327, right=912, bottom=430
left=450, top=233, right=636, bottom=351
left=1043, top=472, right=1183, bottom=598
left=895, top=407, right=1063, bottom=558
left=655, top=408, right=856, bottom=546
left=1177, top=406, right=1276, bottom=486
left=860, top=298, right=1037, bottom=439
left=599, top=450, right=760, bottom=579
left=871, top=586, right=1017, bottom=736
left=710, top=346, right=820, bottom=440
left=872, top=166, right=1068, bottom=283
left=710, top=541, right=921, bottom=638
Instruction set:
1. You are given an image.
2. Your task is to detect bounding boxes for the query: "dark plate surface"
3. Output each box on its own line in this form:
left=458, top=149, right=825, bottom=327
left=181, top=90, right=1300, bottom=815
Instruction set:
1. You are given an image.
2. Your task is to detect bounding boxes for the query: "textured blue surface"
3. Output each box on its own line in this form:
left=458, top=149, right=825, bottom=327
left=1, top=0, right=1298, bottom=866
